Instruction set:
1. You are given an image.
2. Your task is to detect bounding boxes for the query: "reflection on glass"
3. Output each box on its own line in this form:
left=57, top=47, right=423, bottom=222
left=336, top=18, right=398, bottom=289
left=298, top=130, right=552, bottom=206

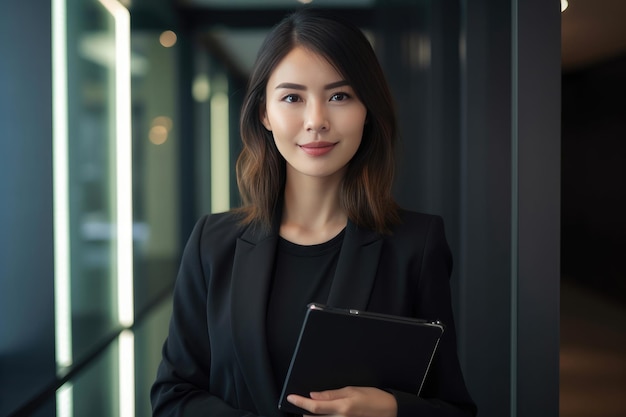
left=66, top=0, right=118, bottom=366
left=56, top=382, right=73, bottom=417
left=97, top=0, right=134, bottom=330
left=119, top=330, right=136, bottom=417
left=47, top=297, right=173, bottom=417
left=210, top=88, right=230, bottom=213
left=192, top=74, right=211, bottom=102
left=133, top=295, right=173, bottom=416
left=53, top=0, right=73, bottom=371
left=130, top=29, right=181, bottom=315
left=53, top=0, right=133, bottom=408
left=193, top=40, right=243, bottom=217
left=159, top=30, right=178, bottom=48
left=149, top=116, right=173, bottom=145
left=65, top=336, right=119, bottom=417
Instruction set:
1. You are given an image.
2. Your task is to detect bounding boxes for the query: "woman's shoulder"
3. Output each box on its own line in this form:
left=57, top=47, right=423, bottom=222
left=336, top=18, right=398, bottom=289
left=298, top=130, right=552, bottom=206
left=383, top=208, right=448, bottom=247
left=386, top=208, right=451, bottom=258
left=204, top=210, right=246, bottom=227
left=394, top=208, right=445, bottom=231
left=192, top=210, right=248, bottom=243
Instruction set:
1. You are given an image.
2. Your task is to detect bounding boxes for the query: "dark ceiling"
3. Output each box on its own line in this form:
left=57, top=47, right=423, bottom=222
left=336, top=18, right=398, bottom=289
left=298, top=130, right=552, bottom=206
left=180, top=0, right=626, bottom=73
left=561, top=0, right=626, bottom=71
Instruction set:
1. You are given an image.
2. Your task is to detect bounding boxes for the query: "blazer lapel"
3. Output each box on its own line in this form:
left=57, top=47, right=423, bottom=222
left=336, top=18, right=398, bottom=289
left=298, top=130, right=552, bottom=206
left=326, top=220, right=383, bottom=311
left=230, top=221, right=281, bottom=416
left=229, top=214, right=383, bottom=415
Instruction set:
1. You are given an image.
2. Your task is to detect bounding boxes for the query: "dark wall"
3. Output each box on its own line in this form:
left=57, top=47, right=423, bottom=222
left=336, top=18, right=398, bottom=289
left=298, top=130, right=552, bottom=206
left=561, top=54, right=626, bottom=303
left=460, top=0, right=514, bottom=412
left=377, top=0, right=561, bottom=415
left=0, top=1, right=56, bottom=415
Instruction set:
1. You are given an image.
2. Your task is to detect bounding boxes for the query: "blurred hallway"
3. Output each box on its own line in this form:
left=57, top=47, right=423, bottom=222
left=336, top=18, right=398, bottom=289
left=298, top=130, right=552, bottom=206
left=560, top=2, right=626, bottom=415
left=560, top=281, right=626, bottom=417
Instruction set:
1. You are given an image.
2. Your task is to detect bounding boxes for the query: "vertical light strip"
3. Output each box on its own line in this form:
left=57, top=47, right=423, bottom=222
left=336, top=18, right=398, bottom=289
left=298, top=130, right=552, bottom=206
left=56, top=382, right=74, bottom=417
left=210, top=92, right=230, bottom=212
left=119, top=330, right=136, bottom=417
left=98, top=0, right=134, bottom=328
left=510, top=0, right=519, bottom=415
left=52, top=0, right=73, bottom=371
left=97, top=3, right=135, bottom=414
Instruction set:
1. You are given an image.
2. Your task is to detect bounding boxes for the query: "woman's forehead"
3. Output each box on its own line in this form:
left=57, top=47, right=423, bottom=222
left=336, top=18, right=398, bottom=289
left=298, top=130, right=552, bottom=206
left=267, top=47, right=344, bottom=87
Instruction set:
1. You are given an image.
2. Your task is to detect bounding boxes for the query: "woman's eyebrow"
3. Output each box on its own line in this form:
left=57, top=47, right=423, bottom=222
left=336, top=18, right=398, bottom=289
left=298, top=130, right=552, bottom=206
left=274, top=80, right=350, bottom=90
left=324, top=80, right=349, bottom=90
left=275, top=82, right=306, bottom=90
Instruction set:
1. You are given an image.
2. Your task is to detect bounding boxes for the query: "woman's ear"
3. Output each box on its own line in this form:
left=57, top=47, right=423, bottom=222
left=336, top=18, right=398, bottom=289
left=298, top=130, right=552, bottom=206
left=260, top=106, right=272, bottom=131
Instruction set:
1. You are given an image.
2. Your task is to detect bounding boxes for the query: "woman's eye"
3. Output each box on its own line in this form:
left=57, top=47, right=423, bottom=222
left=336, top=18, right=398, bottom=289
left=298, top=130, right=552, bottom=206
left=330, top=92, right=350, bottom=101
left=282, top=94, right=300, bottom=103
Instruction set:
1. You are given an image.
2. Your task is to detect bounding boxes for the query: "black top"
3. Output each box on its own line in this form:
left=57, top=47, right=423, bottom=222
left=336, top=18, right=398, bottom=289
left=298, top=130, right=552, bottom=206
left=266, top=229, right=345, bottom=392
left=151, top=210, right=477, bottom=417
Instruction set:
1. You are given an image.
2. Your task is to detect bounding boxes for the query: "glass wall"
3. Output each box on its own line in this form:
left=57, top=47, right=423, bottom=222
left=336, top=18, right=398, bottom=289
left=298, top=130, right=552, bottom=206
left=62, top=0, right=122, bottom=367
left=130, top=28, right=181, bottom=315
left=52, top=0, right=183, bottom=414
left=192, top=40, right=246, bottom=216
left=53, top=0, right=134, bottom=414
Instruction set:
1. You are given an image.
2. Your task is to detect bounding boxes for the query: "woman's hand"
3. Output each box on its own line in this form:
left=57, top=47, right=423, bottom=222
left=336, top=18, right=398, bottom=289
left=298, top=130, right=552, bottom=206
left=287, top=386, right=397, bottom=417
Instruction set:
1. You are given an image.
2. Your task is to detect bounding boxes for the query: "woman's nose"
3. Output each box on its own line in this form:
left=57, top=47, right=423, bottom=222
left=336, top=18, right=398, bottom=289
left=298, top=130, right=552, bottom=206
left=305, top=101, right=329, bottom=132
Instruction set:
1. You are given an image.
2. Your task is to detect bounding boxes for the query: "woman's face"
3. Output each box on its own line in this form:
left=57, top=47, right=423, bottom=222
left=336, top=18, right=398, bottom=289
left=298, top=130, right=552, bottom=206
left=261, top=46, right=367, bottom=181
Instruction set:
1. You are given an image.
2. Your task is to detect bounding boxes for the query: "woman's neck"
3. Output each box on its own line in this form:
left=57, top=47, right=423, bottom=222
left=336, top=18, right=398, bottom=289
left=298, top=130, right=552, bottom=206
left=280, top=173, right=347, bottom=245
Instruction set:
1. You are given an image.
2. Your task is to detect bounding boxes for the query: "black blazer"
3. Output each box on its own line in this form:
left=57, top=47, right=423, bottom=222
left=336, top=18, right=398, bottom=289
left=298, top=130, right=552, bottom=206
left=151, top=210, right=477, bottom=417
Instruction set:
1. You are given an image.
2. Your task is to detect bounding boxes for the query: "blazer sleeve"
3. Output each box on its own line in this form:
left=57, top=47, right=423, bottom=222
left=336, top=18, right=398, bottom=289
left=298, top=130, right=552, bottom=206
left=150, top=216, right=261, bottom=417
left=388, top=215, right=477, bottom=417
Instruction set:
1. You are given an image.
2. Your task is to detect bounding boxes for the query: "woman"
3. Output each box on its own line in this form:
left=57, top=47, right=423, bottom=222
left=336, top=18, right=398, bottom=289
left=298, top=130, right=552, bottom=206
left=151, top=8, right=476, bottom=417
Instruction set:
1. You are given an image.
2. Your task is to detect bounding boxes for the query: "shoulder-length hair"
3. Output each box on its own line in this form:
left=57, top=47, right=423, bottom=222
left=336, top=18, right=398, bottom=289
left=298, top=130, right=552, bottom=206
left=235, top=8, right=399, bottom=234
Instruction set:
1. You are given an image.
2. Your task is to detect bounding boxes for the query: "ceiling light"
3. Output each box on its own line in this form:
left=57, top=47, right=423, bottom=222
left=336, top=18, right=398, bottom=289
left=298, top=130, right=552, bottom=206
left=159, top=30, right=177, bottom=48
left=561, top=0, right=568, bottom=12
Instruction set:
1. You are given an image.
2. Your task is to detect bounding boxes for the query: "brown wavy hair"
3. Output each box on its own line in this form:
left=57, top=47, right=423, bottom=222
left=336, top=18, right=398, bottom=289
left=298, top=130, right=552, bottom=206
left=235, top=8, right=399, bottom=234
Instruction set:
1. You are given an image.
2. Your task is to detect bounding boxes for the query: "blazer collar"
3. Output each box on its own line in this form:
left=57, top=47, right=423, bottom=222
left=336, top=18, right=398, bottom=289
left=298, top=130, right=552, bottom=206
left=230, top=210, right=383, bottom=416
left=326, top=220, right=383, bottom=310
left=230, top=214, right=282, bottom=416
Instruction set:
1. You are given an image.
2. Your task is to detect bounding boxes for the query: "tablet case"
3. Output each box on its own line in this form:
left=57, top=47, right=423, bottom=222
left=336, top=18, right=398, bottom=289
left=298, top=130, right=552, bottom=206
left=278, top=303, right=444, bottom=414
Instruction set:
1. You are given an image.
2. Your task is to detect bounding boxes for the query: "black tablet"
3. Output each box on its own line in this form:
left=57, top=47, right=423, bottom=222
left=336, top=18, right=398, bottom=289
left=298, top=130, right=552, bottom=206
left=278, top=303, right=444, bottom=415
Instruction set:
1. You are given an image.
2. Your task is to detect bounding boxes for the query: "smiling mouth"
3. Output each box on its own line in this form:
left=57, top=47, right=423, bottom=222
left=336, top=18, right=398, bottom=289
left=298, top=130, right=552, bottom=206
left=299, top=142, right=337, bottom=156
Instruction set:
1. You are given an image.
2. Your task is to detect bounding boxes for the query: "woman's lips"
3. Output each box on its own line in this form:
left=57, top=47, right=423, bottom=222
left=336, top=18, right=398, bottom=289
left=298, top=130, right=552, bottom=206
left=299, top=142, right=336, bottom=156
